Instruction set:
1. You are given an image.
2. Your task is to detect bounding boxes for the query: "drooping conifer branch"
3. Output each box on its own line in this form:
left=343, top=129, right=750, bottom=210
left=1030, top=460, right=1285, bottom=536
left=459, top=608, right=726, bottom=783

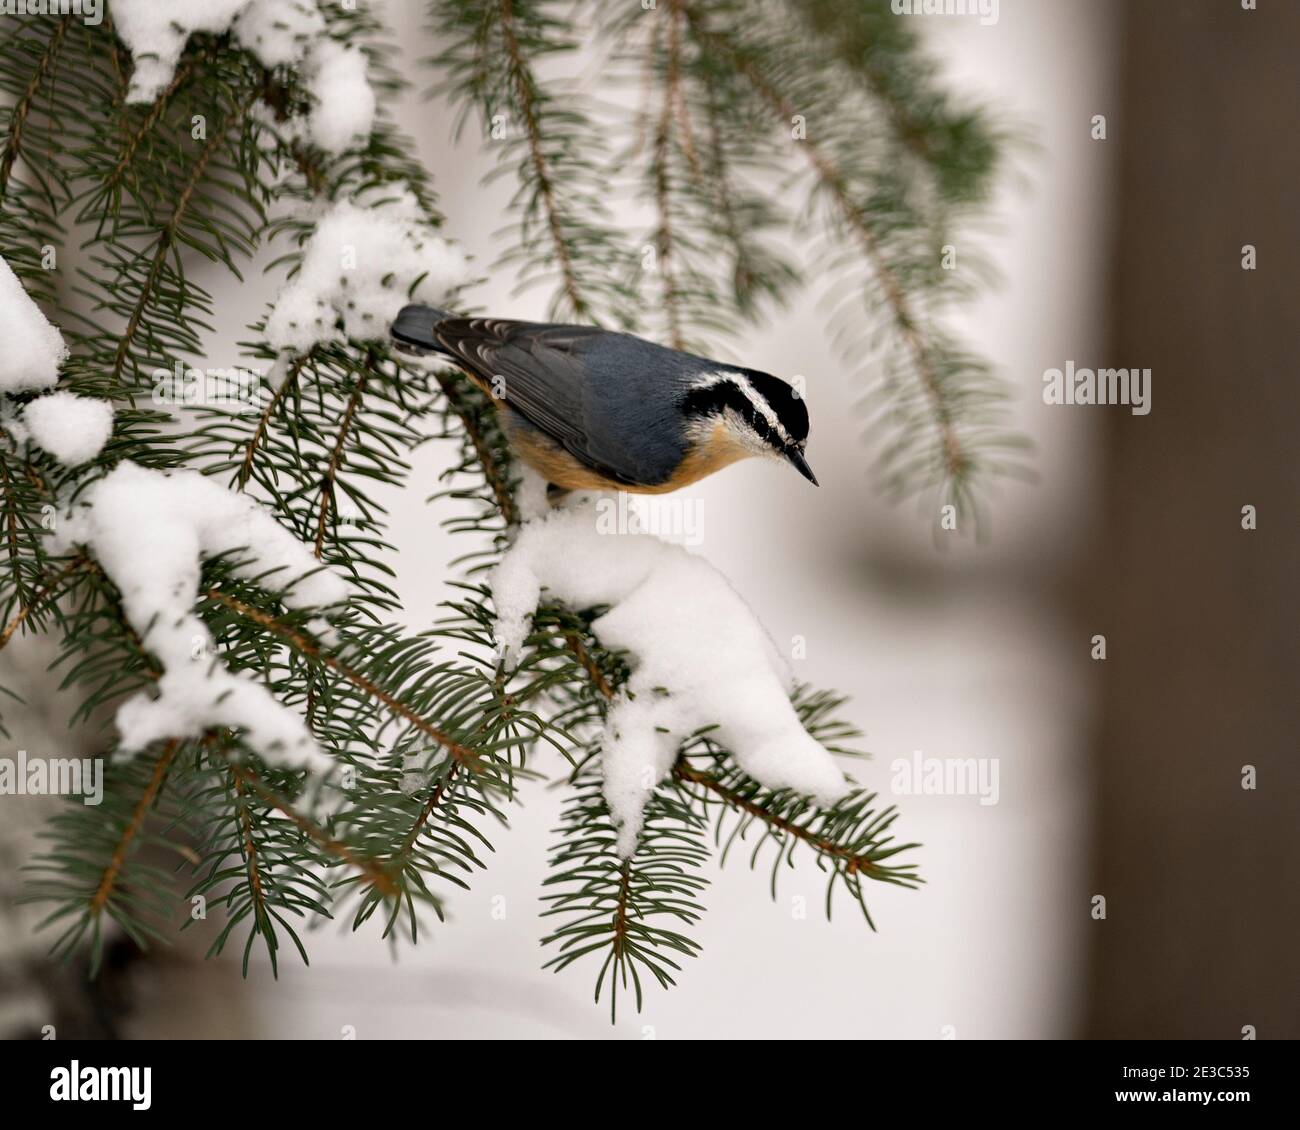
left=683, top=6, right=967, bottom=480
left=498, top=0, right=587, bottom=320
left=204, top=589, right=483, bottom=771
left=650, top=0, right=688, bottom=349
left=87, top=739, right=180, bottom=921
left=0, top=15, right=71, bottom=197
left=109, top=89, right=262, bottom=390
left=1, top=0, right=1004, bottom=1012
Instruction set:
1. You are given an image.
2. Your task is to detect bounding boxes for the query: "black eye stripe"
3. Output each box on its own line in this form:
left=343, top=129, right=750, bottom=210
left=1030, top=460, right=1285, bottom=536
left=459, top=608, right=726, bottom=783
left=682, top=382, right=743, bottom=419
left=683, top=381, right=785, bottom=445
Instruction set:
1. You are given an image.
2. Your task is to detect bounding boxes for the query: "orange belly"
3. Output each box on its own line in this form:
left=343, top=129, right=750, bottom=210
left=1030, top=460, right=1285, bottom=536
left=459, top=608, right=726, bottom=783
left=507, top=417, right=751, bottom=494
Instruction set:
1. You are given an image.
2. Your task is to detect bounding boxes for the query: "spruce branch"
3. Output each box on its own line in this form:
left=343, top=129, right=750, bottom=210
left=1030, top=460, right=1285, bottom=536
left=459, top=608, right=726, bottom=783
left=313, top=372, right=369, bottom=560
left=0, top=1, right=980, bottom=1014
left=671, top=0, right=1027, bottom=518
left=542, top=773, right=709, bottom=1021
left=497, top=0, right=586, bottom=319
left=203, top=589, right=483, bottom=772
left=598, top=0, right=801, bottom=350
left=687, top=7, right=970, bottom=459
left=526, top=594, right=918, bottom=1013
left=426, top=0, right=635, bottom=326
left=108, top=88, right=262, bottom=391
left=0, top=555, right=82, bottom=655
left=785, top=0, right=1003, bottom=206
left=223, top=761, right=397, bottom=900
left=86, top=739, right=180, bottom=927
left=235, top=350, right=314, bottom=489
left=25, top=738, right=184, bottom=969
left=650, top=0, right=689, bottom=349
left=3, top=8, right=519, bottom=975
left=0, top=13, right=72, bottom=198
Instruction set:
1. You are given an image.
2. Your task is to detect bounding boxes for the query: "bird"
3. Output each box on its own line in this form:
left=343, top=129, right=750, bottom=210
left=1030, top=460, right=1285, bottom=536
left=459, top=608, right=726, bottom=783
left=390, top=304, right=817, bottom=494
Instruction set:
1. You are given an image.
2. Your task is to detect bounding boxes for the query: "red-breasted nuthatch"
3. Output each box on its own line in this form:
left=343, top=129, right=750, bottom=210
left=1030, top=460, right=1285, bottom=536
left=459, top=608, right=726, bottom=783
left=391, top=304, right=817, bottom=493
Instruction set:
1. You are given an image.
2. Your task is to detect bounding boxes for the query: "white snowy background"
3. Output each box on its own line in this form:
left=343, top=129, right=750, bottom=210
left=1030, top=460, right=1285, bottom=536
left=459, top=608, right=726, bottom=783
left=3, top=0, right=1117, bottom=1039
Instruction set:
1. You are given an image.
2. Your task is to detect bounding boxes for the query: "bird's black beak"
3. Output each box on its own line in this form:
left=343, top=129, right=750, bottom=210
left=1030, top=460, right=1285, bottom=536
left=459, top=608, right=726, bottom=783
left=785, top=446, right=819, bottom=486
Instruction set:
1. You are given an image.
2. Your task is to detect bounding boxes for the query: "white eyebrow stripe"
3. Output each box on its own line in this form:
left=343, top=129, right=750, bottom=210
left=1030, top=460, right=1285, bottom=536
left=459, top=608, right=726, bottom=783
left=692, top=370, right=793, bottom=446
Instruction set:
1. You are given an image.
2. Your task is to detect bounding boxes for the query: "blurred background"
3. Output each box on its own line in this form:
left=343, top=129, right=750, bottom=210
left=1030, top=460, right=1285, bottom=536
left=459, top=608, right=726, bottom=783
left=2, top=0, right=1295, bottom=1039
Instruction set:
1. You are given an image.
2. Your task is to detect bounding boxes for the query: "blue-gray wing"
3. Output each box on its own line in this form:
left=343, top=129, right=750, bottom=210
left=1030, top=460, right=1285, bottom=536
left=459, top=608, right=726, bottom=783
left=430, top=318, right=695, bottom=486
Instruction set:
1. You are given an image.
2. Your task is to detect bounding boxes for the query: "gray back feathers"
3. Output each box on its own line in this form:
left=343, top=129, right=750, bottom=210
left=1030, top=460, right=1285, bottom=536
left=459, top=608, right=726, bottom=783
left=394, top=307, right=802, bottom=486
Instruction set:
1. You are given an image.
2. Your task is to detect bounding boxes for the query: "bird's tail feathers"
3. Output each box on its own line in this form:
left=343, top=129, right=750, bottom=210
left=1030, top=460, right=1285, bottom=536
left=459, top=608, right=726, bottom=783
left=391, top=304, right=456, bottom=356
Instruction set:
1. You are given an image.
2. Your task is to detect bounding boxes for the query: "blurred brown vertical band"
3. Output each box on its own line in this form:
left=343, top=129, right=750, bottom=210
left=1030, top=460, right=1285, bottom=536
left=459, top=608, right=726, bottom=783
left=1085, top=0, right=1300, bottom=1037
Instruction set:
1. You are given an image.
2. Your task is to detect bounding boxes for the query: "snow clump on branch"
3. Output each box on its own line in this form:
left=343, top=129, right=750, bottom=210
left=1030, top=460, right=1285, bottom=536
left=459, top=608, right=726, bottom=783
left=53, top=462, right=348, bottom=772
left=265, top=188, right=470, bottom=353
left=112, top=0, right=374, bottom=153
left=0, top=255, right=66, bottom=394
left=492, top=497, right=850, bottom=856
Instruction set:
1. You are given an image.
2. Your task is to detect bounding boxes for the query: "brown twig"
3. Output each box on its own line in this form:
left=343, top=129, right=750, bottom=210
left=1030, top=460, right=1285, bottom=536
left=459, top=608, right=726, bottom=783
left=89, top=740, right=181, bottom=917
left=204, top=588, right=482, bottom=771
left=564, top=632, right=614, bottom=701
left=314, top=374, right=367, bottom=559
left=237, top=350, right=311, bottom=488
left=432, top=369, right=519, bottom=525
left=497, top=0, right=589, bottom=319
left=0, top=16, right=71, bottom=199
left=231, top=770, right=269, bottom=924
left=612, top=858, right=633, bottom=960
left=672, top=760, right=880, bottom=874
left=110, top=89, right=260, bottom=387
left=399, top=763, right=462, bottom=857
left=226, top=762, right=398, bottom=897
left=651, top=1, right=688, bottom=349
left=667, top=7, right=702, bottom=181
left=0, top=555, right=84, bottom=653
left=99, top=55, right=204, bottom=198
left=683, top=7, right=966, bottom=479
